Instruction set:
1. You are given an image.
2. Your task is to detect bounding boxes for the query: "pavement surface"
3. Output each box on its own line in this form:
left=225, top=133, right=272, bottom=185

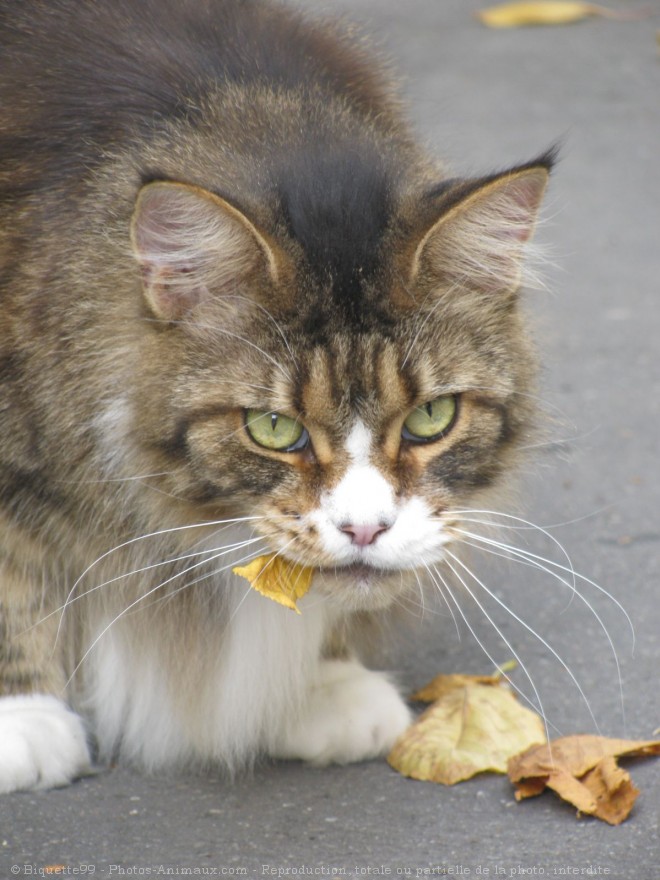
left=2, top=0, right=659, bottom=876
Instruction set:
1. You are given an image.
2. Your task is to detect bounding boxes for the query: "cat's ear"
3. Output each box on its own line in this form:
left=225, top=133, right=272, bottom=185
left=410, top=161, right=551, bottom=296
left=131, top=182, right=280, bottom=321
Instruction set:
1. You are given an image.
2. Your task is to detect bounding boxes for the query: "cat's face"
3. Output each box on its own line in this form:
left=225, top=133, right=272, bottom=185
left=130, top=166, right=548, bottom=610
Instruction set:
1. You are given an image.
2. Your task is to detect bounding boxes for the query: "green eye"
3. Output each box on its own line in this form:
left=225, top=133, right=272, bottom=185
left=402, top=395, right=457, bottom=443
left=245, top=409, right=308, bottom=452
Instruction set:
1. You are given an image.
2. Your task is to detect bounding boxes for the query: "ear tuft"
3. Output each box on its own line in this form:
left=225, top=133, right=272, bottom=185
left=131, top=182, right=277, bottom=321
left=412, top=164, right=550, bottom=296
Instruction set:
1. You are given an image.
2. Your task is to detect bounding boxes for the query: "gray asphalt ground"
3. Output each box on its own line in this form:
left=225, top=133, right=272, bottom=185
left=2, top=0, right=659, bottom=876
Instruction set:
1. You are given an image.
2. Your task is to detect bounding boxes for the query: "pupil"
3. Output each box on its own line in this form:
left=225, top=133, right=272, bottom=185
left=271, top=413, right=279, bottom=432
left=425, top=402, right=433, bottom=419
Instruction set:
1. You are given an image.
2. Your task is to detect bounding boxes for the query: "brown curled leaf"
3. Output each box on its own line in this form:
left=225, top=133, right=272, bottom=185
left=509, top=734, right=660, bottom=779
left=580, top=756, right=640, bottom=825
left=232, top=554, right=314, bottom=613
left=508, top=734, right=660, bottom=824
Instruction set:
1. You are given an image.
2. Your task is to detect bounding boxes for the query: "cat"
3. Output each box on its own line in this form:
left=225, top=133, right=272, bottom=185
left=0, top=0, right=552, bottom=793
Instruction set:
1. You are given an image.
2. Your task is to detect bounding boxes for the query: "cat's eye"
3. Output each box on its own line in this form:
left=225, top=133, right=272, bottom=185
left=402, top=395, right=457, bottom=443
left=245, top=409, right=309, bottom=452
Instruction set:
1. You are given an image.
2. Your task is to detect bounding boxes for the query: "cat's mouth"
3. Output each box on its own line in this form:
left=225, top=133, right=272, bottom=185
left=319, top=562, right=394, bottom=581
left=319, top=559, right=417, bottom=601
left=312, top=562, right=415, bottom=611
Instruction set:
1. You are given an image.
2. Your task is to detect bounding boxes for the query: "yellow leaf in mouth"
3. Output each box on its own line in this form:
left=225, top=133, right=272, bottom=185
left=232, top=554, right=314, bottom=614
left=476, top=2, right=631, bottom=28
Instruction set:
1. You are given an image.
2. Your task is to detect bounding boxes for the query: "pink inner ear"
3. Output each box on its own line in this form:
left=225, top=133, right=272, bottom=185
left=133, top=185, right=213, bottom=272
left=143, top=266, right=206, bottom=322
left=415, top=166, right=548, bottom=296
left=131, top=182, right=264, bottom=321
left=498, top=172, right=548, bottom=243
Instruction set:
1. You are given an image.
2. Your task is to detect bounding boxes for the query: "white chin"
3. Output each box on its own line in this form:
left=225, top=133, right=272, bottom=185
left=313, top=564, right=413, bottom=611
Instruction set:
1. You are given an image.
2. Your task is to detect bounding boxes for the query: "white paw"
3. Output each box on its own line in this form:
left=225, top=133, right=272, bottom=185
left=0, top=694, right=92, bottom=794
left=272, top=660, right=412, bottom=766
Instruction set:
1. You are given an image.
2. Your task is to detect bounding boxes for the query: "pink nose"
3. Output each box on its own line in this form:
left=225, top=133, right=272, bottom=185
left=340, top=522, right=390, bottom=547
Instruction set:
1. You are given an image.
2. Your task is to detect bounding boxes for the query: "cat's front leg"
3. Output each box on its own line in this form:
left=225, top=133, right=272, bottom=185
left=271, top=659, right=411, bottom=766
left=0, top=559, right=92, bottom=793
left=0, top=694, right=91, bottom=794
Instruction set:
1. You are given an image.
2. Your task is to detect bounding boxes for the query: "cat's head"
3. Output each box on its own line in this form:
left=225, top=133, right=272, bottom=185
left=129, top=155, right=551, bottom=610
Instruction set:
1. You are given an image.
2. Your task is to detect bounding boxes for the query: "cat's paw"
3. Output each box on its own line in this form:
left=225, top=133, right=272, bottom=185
left=0, top=694, right=92, bottom=793
left=272, top=659, right=411, bottom=766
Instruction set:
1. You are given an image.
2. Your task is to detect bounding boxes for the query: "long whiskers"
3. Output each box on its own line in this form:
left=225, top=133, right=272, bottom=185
left=449, top=508, right=578, bottom=596
left=50, top=516, right=267, bottom=645
left=452, top=514, right=634, bottom=649
left=453, top=529, right=628, bottom=730
left=62, top=536, right=272, bottom=690
left=436, top=507, right=633, bottom=733
left=445, top=548, right=602, bottom=734
left=60, top=514, right=265, bottom=609
left=415, top=563, right=461, bottom=637
left=429, top=558, right=555, bottom=741
left=53, top=534, right=265, bottom=628
left=126, top=537, right=272, bottom=615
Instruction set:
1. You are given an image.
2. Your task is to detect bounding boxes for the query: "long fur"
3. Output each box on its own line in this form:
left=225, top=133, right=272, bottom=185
left=0, top=0, right=579, bottom=793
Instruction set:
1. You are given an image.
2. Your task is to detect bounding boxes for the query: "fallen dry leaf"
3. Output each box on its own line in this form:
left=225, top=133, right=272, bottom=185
left=508, top=735, right=660, bottom=824
left=388, top=675, right=546, bottom=784
left=509, top=734, right=660, bottom=778
left=393, top=669, right=660, bottom=824
left=579, top=757, right=640, bottom=825
left=411, top=671, right=505, bottom=703
left=476, top=1, right=641, bottom=28
left=232, top=554, right=314, bottom=613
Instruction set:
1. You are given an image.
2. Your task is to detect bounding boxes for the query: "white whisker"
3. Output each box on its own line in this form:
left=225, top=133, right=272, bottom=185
left=51, top=535, right=265, bottom=626
left=454, top=530, right=628, bottom=730
left=445, top=548, right=601, bottom=734
left=54, top=470, right=174, bottom=486
left=53, top=516, right=266, bottom=640
left=454, top=506, right=614, bottom=532
left=421, top=562, right=461, bottom=638
left=134, top=540, right=273, bottom=614
left=412, top=568, right=427, bottom=622
left=62, top=515, right=265, bottom=601
left=449, top=508, right=578, bottom=595
left=63, top=538, right=271, bottom=689
left=455, top=526, right=634, bottom=652
left=430, top=560, right=556, bottom=740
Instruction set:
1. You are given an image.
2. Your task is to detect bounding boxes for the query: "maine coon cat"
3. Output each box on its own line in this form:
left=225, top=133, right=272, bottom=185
left=0, top=0, right=554, bottom=793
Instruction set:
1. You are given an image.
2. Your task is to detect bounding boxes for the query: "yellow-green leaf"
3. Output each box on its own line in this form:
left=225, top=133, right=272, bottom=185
left=233, top=554, right=314, bottom=614
left=477, top=2, right=624, bottom=28
left=388, top=681, right=547, bottom=784
left=411, top=672, right=504, bottom=703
